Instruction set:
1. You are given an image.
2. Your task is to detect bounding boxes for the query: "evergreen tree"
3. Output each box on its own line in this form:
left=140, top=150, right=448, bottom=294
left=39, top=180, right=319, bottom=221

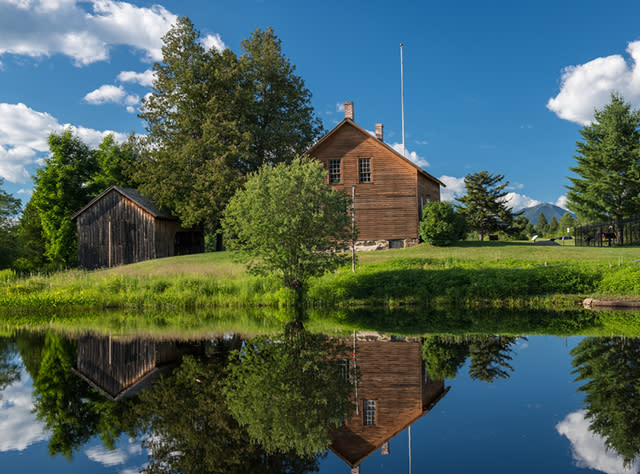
left=549, top=216, right=560, bottom=235
left=468, top=335, right=518, bottom=383
left=88, top=133, right=140, bottom=193
left=456, top=170, right=515, bottom=240
left=567, top=93, right=640, bottom=242
left=422, top=336, right=469, bottom=380
left=138, top=18, right=322, bottom=232
left=508, top=215, right=534, bottom=240
left=535, top=212, right=549, bottom=236
left=31, top=130, right=97, bottom=267
left=13, top=198, right=47, bottom=272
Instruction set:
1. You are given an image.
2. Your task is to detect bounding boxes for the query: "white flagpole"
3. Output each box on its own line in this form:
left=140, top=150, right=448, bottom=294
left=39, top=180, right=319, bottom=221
left=400, top=43, right=406, bottom=157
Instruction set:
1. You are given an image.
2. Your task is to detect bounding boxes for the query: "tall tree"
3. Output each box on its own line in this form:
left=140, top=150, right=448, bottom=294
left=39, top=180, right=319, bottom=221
left=13, top=198, right=47, bottom=272
left=422, top=336, right=469, bottom=380
left=31, top=130, right=97, bottom=267
left=559, top=212, right=576, bottom=235
left=468, top=335, right=518, bottom=383
left=238, top=27, right=323, bottom=170
left=0, top=178, right=21, bottom=269
left=535, top=212, right=549, bottom=235
left=138, top=18, right=323, bottom=232
left=138, top=17, right=247, bottom=230
left=456, top=170, right=515, bottom=240
left=549, top=216, right=560, bottom=235
left=567, top=93, right=640, bottom=241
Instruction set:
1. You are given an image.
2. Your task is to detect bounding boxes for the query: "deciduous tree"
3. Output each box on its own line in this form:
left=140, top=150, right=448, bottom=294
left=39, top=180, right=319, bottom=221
left=419, top=201, right=466, bottom=246
left=222, top=156, right=352, bottom=291
left=0, top=178, right=21, bottom=269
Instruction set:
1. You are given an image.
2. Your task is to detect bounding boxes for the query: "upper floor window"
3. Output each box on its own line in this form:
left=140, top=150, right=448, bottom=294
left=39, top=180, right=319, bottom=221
left=363, top=399, right=376, bottom=425
left=338, top=358, right=350, bottom=382
left=329, top=159, right=341, bottom=184
left=359, top=158, right=371, bottom=183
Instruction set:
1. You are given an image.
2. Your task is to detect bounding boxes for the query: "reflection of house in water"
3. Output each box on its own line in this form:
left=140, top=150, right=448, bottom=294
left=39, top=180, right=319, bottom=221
left=330, top=336, right=449, bottom=473
left=72, top=335, right=190, bottom=401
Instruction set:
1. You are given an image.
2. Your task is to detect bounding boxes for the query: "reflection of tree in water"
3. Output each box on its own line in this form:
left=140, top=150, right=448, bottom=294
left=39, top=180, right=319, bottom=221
left=135, top=337, right=320, bottom=474
left=422, top=336, right=469, bottom=380
left=572, top=337, right=640, bottom=467
left=468, top=335, right=519, bottom=382
left=0, top=338, right=20, bottom=397
left=422, top=335, right=521, bottom=382
left=30, top=333, right=131, bottom=458
left=222, top=322, right=354, bottom=457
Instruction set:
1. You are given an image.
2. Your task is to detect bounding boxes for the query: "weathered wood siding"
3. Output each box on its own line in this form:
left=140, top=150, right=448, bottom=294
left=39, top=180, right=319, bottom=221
left=311, top=123, right=439, bottom=241
left=76, top=189, right=158, bottom=269
left=76, top=336, right=159, bottom=399
left=417, top=173, right=441, bottom=219
left=330, top=340, right=446, bottom=466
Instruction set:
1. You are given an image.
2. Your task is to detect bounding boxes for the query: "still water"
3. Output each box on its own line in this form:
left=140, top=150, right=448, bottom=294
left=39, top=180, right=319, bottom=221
left=0, top=328, right=636, bottom=473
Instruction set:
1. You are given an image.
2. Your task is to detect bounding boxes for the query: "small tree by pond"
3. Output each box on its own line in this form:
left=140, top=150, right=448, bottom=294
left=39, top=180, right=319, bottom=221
left=222, top=156, right=353, bottom=292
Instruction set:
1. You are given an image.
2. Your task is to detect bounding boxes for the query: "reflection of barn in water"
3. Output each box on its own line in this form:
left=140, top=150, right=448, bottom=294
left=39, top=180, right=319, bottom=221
left=330, top=336, right=449, bottom=473
left=71, top=335, right=191, bottom=401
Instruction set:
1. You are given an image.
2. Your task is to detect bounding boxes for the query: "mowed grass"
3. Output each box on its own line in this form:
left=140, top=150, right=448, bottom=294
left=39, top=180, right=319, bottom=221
left=1, top=241, right=640, bottom=311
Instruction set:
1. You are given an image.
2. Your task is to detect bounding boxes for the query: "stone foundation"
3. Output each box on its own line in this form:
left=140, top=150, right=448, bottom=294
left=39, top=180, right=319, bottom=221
left=353, top=238, right=420, bottom=251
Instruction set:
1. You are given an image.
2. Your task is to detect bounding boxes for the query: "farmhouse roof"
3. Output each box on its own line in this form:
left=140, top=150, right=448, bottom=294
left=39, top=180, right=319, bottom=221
left=71, top=185, right=176, bottom=220
left=307, top=118, right=446, bottom=188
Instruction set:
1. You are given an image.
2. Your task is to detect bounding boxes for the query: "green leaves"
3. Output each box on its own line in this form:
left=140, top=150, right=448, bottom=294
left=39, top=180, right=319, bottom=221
left=222, top=156, right=352, bottom=290
left=419, top=201, right=466, bottom=246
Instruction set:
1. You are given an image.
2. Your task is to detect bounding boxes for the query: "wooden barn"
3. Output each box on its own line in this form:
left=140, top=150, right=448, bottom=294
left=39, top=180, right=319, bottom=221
left=308, top=101, right=445, bottom=249
left=71, top=186, right=203, bottom=269
left=330, top=337, right=449, bottom=473
left=71, top=335, right=184, bottom=401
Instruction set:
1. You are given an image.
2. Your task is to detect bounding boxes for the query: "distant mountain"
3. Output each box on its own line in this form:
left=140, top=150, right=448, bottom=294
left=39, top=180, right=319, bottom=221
left=520, top=203, right=573, bottom=225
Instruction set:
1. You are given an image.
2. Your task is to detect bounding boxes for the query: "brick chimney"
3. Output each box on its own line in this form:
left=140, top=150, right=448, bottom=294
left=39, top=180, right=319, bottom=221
left=344, top=101, right=354, bottom=121
left=350, top=466, right=360, bottom=474
left=375, top=123, right=384, bottom=141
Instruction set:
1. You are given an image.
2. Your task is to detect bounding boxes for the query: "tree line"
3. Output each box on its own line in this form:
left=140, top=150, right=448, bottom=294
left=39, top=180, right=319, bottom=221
left=0, top=17, right=322, bottom=272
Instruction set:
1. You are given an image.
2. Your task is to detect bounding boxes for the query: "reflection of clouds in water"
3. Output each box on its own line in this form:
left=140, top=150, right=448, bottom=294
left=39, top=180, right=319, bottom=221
left=84, top=437, right=145, bottom=472
left=556, top=410, right=638, bottom=474
left=0, top=369, right=48, bottom=451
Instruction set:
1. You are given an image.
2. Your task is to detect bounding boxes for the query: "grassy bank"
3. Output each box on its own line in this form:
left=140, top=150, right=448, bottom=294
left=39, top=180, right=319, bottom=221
left=1, top=241, right=640, bottom=311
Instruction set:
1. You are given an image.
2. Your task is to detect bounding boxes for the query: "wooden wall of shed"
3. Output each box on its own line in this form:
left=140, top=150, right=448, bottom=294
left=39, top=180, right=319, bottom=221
left=154, top=219, right=181, bottom=259
left=330, top=340, right=444, bottom=465
left=76, top=336, right=158, bottom=398
left=312, top=124, right=438, bottom=241
left=76, top=189, right=158, bottom=269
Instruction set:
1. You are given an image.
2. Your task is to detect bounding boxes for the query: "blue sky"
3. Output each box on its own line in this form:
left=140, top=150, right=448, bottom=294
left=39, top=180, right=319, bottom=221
left=2, top=0, right=640, bottom=212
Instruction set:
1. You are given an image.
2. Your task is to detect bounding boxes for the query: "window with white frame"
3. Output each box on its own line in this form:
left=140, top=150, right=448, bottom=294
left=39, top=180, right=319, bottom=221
left=359, top=158, right=371, bottom=183
left=329, top=159, right=341, bottom=184
left=363, top=400, right=376, bottom=425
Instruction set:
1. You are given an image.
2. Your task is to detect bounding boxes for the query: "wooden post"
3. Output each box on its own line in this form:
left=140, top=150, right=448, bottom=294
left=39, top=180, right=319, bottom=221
left=352, top=185, right=356, bottom=273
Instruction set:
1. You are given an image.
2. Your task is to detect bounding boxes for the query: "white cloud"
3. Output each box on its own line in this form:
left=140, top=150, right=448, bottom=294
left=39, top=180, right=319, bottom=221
left=0, top=0, right=223, bottom=66
left=415, top=139, right=429, bottom=145
left=556, top=410, right=638, bottom=474
left=556, top=195, right=569, bottom=210
left=548, top=41, right=640, bottom=125
left=0, top=102, right=126, bottom=182
left=84, top=84, right=126, bottom=104
left=439, top=175, right=466, bottom=202
left=117, top=69, right=156, bottom=87
left=391, top=142, right=430, bottom=169
left=86, top=445, right=128, bottom=466
left=0, top=369, right=49, bottom=451
left=503, top=192, right=540, bottom=211
left=201, top=33, right=225, bottom=53
left=336, top=102, right=345, bottom=113
left=17, top=188, right=32, bottom=196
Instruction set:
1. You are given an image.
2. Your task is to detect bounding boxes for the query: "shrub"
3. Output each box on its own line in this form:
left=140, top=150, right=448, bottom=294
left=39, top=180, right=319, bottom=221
left=419, top=201, right=466, bottom=246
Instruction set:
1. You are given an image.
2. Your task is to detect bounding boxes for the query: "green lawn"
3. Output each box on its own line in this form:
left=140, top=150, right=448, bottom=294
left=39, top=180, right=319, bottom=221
left=1, top=241, right=639, bottom=312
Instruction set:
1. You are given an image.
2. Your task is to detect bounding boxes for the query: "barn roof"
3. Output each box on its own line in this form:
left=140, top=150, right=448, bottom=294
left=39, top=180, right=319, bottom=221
left=71, top=185, right=176, bottom=220
left=307, top=118, right=446, bottom=187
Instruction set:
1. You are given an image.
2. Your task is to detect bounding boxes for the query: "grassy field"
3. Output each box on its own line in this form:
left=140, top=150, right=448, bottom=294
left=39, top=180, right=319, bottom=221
left=1, top=241, right=639, bottom=311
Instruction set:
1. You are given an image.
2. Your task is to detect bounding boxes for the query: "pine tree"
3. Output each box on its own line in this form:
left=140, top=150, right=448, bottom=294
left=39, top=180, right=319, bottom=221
left=457, top=170, right=515, bottom=240
left=535, top=212, right=549, bottom=236
left=567, top=93, right=640, bottom=243
left=549, top=216, right=560, bottom=235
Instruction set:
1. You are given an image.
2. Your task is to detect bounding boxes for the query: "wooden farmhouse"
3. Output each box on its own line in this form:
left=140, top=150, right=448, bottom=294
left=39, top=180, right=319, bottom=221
left=71, top=186, right=203, bottom=269
left=308, top=102, right=445, bottom=249
left=330, top=337, right=449, bottom=473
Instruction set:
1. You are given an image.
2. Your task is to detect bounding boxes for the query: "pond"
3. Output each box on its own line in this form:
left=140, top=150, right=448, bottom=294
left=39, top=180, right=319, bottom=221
left=0, top=313, right=639, bottom=473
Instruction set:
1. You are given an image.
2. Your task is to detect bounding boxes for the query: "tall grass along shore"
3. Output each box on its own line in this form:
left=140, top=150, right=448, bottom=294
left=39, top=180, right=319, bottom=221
left=1, top=242, right=640, bottom=311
